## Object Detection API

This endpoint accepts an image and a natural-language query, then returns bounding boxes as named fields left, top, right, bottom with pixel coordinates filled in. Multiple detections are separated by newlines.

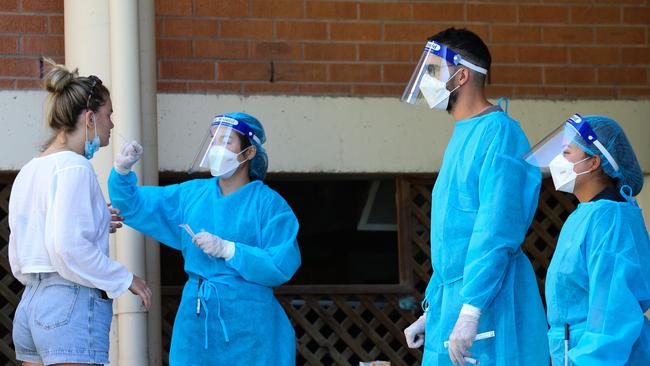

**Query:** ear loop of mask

left=229, top=145, right=255, bottom=177
left=445, top=67, right=463, bottom=94
left=228, top=145, right=255, bottom=170
left=237, top=145, right=254, bottom=162
left=573, top=156, right=594, bottom=177
left=85, top=114, right=97, bottom=143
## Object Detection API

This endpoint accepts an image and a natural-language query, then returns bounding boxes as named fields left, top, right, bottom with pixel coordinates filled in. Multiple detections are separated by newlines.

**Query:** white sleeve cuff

left=113, top=164, right=131, bottom=175
left=107, top=271, right=133, bottom=299
left=223, top=241, right=236, bottom=261
left=460, top=303, right=481, bottom=319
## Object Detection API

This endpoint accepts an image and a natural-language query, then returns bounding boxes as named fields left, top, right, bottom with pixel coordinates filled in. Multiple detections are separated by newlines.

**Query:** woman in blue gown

left=524, top=114, right=650, bottom=365
left=108, top=113, right=301, bottom=366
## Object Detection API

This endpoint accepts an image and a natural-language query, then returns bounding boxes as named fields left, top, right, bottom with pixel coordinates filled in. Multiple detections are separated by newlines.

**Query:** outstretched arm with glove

left=108, top=141, right=184, bottom=250
left=113, top=140, right=143, bottom=175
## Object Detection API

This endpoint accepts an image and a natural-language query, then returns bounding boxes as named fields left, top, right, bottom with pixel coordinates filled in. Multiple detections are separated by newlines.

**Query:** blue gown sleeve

left=225, top=193, right=301, bottom=287
left=108, top=168, right=183, bottom=250
left=460, top=129, right=541, bottom=310
left=570, top=208, right=649, bottom=365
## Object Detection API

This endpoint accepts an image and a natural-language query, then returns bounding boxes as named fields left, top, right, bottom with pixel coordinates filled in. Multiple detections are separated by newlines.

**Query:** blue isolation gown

left=422, top=109, right=549, bottom=365
left=546, top=199, right=650, bottom=365
left=108, top=170, right=301, bottom=366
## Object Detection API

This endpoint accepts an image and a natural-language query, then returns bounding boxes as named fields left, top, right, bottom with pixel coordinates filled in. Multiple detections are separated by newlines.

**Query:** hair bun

left=43, top=58, right=79, bottom=93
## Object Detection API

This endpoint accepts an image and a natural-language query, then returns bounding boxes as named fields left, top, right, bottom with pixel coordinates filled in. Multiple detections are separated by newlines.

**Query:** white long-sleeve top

left=9, top=151, right=132, bottom=298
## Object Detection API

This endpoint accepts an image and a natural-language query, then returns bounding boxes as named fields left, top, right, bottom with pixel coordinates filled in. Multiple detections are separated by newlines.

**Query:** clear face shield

left=188, top=115, right=260, bottom=177
left=524, top=113, right=620, bottom=170
left=401, top=40, right=488, bottom=109
left=523, top=113, right=621, bottom=192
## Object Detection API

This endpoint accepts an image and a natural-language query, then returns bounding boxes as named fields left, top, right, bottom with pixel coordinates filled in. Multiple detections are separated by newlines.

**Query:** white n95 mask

left=418, top=70, right=461, bottom=110
left=548, top=154, right=592, bottom=193
left=208, top=146, right=245, bottom=178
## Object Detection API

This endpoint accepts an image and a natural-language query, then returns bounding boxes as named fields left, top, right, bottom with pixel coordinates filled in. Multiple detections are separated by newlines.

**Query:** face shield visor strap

left=566, top=113, right=620, bottom=172
left=401, top=40, right=487, bottom=105
left=458, top=59, right=487, bottom=75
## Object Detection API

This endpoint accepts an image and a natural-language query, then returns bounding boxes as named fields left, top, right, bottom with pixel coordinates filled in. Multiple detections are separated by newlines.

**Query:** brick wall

left=0, top=0, right=63, bottom=89
left=0, top=0, right=648, bottom=98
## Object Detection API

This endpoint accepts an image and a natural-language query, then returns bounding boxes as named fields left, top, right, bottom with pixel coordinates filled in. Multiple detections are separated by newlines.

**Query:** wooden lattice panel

left=522, top=179, right=578, bottom=300
left=0, top=181, right=20, bottom=366
left=278, top=293, right=421, bottom=366
left=161, top=292, right=181, bottom=365
left=397, top=177, right=578, bottom=302
left=160, top=290, right=422, bottom=366
left=396, top=178, right=433, bottom=300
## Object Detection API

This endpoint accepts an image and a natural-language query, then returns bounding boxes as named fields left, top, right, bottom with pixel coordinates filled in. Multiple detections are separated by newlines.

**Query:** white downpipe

left=109, top=1, right=149, bottom=365
left=138, top=0, right=162, bottom=364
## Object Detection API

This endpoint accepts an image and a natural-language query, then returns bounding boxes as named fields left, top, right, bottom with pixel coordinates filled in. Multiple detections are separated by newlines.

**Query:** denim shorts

left=13, top=272, right=113, bottom=365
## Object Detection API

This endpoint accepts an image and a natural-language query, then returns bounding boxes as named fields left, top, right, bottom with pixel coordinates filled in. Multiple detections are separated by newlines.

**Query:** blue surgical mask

left=84, top=117, right=100, bottom=159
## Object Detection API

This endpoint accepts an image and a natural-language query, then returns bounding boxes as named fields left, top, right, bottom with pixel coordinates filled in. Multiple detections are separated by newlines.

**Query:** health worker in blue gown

left=108, top=113, right=301, bottom=366
left=524, top=113, right=650, bottom=365
left=401, top=28, right=549, bottom=366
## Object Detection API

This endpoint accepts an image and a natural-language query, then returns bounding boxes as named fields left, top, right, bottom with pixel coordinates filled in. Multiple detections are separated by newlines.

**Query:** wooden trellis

left=277, top=292, right=420, bottom=365
left=523, top=179, right=578, bottom=301
left=395, top=177, right=578, bottom=301
left=0, top=179, right=20, bottom=366
left=0, top=175, right=577, bottom=366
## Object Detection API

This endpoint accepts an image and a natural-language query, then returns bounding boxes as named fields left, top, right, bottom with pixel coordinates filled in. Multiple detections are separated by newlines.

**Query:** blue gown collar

left=456, top=106, right=505, bottom=125
left=215, top=179, right=262, bottom=198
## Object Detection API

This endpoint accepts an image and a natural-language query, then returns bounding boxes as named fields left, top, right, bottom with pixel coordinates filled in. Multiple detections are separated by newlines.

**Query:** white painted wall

left=1, top=91, right=649, bottom=174
left=0, top=91, right=50, bottom=170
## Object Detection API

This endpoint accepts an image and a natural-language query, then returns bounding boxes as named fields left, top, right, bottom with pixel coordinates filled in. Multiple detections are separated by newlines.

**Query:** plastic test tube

left=443, top=330, right=495, bottom=348
left=179, top=224, right=196, bottom=238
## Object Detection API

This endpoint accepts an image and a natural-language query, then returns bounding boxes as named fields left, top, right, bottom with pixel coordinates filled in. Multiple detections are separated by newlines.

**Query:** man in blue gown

left=401, top=28, right=549, bottom=365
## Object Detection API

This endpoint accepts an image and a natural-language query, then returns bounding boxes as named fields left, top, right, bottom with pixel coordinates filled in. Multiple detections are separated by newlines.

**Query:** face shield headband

left=210, top=115, right=261, bottom=145
left=565, top=113, right=620, bottom=172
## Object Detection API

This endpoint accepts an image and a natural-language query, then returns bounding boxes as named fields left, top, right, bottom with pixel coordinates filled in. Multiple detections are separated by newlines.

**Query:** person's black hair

left=429, top=28, right=491, bottom=85
left=234, top=131, right=255, bottom=178
left=237, top=132, right=252, bottom=151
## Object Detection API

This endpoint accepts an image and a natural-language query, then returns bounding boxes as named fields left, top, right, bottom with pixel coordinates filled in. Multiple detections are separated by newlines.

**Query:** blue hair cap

left=222, top=112, right=268, bottom=180
left=572, top=115, right=643, bottom=196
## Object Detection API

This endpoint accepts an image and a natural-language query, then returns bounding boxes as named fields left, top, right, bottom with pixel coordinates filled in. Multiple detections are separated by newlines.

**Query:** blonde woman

left=9, top=60, right=151, bottom=366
